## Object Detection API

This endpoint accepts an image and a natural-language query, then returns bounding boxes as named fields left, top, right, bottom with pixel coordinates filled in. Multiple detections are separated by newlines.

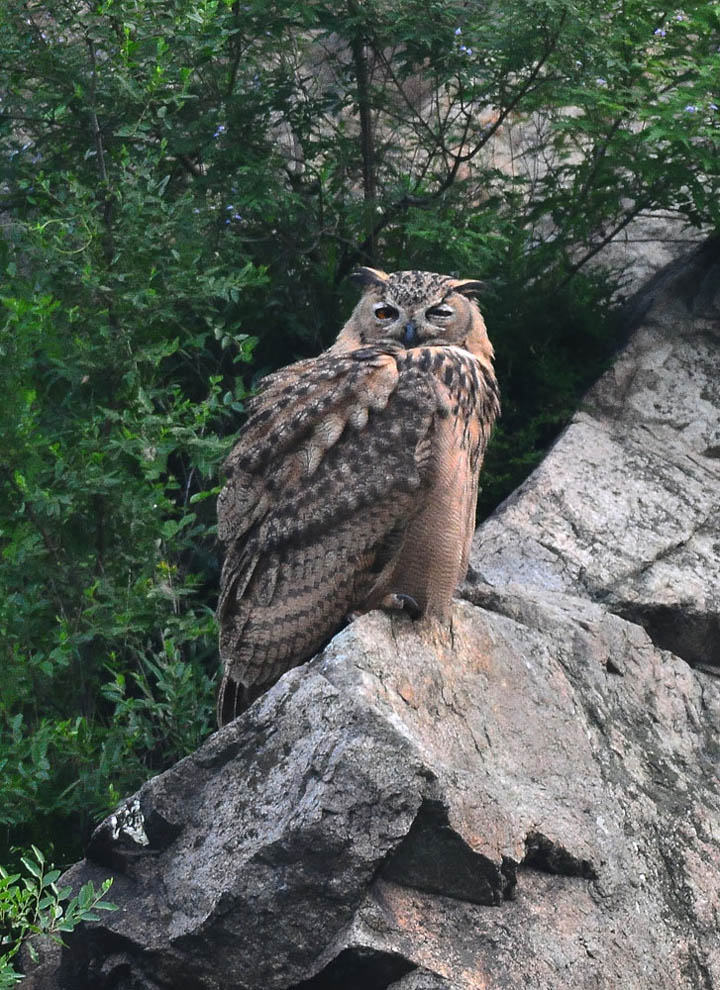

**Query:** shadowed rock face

left=25, top=242, right=720, bottom=990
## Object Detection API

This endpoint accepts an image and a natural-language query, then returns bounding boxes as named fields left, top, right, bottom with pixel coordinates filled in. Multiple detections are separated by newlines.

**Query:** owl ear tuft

left=350, top=266, right=390, bottom=292
left=448, top=278, right=485, bottom=298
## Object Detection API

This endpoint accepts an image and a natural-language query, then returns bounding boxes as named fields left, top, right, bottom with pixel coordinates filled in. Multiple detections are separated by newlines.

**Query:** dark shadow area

left=522, top=831, right=598, bottom=880
left=615, top=604, right=720, bottom=672
left=380, top=799, right=514, bottom=905
left=288, top=948, right=415, bottom=990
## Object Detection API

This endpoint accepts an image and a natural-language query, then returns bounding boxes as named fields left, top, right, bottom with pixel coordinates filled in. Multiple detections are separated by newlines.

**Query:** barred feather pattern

left=217, top=269, right=499, bottom=724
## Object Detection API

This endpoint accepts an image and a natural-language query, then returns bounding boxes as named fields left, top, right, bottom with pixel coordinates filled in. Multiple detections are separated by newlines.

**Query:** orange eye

left=374, top=304, right=399, bottom=321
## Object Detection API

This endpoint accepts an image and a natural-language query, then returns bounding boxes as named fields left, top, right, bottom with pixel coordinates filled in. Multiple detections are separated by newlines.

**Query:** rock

left=471, top=238, right=720, bottom=673
left=24, top=241, right=720, bottom=989
left=590, top=208, right=707, bottom=298
left=24, top=597, right=720, bottom=989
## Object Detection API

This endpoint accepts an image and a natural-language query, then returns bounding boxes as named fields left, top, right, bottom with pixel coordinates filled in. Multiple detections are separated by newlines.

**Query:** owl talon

left=381, top=592, right=422, bottom=620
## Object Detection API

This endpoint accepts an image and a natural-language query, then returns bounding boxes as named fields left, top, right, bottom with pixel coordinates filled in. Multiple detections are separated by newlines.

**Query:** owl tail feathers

left=216, top=673, right=265, bottom=727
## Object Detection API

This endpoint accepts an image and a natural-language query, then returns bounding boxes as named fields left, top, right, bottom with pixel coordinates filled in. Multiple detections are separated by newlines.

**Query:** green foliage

left=0, top=0, right=718, bottom=863
left=0, top=0, right=268, bottom=861
left=0, top=846, right=116, bottom=986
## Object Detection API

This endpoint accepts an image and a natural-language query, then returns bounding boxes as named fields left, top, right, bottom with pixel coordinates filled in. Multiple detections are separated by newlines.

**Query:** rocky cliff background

left=26, top=241, right=720, bottom=990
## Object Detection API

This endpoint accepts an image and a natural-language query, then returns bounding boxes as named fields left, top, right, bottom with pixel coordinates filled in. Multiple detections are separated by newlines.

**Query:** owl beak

left=402, top=322, right=418, bottom=348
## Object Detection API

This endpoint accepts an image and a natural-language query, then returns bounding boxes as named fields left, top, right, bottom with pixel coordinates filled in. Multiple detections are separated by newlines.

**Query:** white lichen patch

left=109, top=798, right=150, bottom=846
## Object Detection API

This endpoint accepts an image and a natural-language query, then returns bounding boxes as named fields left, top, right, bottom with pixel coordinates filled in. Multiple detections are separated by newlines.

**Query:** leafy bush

left=0, top=846, right=116, bottom=986
left=0, top=0, right=717, bottom=863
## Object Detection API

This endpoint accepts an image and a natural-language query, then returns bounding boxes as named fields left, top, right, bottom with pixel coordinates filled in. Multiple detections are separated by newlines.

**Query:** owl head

left=332, top=266, right=492, bottom=362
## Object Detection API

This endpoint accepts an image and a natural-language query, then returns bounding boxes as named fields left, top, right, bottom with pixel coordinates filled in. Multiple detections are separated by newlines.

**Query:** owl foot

left=345, top=593, right=422, bottom=624
left=381, top=592, right=422, bottom=620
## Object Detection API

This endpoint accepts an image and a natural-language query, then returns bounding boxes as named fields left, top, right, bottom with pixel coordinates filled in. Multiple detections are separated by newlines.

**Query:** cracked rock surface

left=26, top=601, right=720, bottom=989
left=26, top=241, right=720, bottom=990
left=471, top=238, right=720, bottom=671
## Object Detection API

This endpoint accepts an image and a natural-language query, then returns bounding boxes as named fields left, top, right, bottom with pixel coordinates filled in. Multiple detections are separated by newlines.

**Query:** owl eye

left=374, top=303, right=399, bottom=321
left=426, top=304, right=454, bottom=320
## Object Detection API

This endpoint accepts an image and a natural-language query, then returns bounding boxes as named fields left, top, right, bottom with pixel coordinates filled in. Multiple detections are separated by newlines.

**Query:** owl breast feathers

left=216, top=266, right=500, bottom=725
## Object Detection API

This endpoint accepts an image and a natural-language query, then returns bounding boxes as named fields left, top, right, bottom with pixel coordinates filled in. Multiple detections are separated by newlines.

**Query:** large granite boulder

left=25, top=240, right=720, bottom=989
left=26, top=600, right=720, bottom=989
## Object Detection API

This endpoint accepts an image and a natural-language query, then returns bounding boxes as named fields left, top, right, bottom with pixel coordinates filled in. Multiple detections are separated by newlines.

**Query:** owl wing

left=216, top=346, right=450, bottom=723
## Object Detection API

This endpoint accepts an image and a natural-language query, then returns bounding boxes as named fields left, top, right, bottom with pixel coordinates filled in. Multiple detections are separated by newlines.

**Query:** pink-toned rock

left=25, top=594, right=720, bottom=989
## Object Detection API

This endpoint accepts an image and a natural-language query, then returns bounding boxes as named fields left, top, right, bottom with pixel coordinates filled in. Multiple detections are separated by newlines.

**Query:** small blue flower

left=654, top=28, right=666, bottom=36
left=710, top=104, right=719, bottom=111
left=213, top=124, right=226, bottom=138
left=596, top=77, right=607, bottom=87
left=684, top=105, right=697, bottom=113
left=232, top=214, right=243, bottom=221
left=454, top=27, right=462, bottom=35
left=675, top=13, right=684, bottom=20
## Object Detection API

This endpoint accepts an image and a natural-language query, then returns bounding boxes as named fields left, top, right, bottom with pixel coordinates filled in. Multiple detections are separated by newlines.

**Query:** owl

left=216, top=267, right=500, bottom=725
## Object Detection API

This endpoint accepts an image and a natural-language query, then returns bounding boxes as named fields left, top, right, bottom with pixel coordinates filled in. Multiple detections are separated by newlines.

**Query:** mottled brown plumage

left=216, top=267, right=500, bottom=724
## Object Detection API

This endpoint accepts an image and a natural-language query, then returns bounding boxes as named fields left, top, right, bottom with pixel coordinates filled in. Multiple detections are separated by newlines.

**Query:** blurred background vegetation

left=0, top=0, right=718, bottom=868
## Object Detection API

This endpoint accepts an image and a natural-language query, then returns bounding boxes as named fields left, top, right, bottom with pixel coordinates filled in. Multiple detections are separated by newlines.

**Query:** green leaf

left=19, top=859, right=41, bottom=880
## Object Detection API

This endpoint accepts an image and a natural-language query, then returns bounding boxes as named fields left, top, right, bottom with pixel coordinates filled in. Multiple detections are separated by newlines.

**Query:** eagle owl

left=216, top=267, right=499, bottom=725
